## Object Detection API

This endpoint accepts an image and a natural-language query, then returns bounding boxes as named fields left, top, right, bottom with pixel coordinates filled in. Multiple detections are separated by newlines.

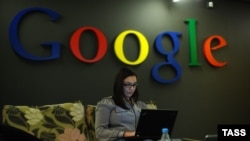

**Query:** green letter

left=185, top=18, right=200, bottom=66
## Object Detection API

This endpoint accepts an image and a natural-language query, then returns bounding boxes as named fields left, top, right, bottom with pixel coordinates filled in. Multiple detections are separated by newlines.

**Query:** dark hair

left=112, top=67, right=139, bottom=109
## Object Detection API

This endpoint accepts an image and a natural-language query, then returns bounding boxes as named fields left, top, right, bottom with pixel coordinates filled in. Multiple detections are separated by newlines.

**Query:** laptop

left=124, top=109, right=178, bottom=140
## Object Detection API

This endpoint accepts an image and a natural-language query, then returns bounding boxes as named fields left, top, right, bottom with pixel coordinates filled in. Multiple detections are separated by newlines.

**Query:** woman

left=95, top=67, right=148, bottom=141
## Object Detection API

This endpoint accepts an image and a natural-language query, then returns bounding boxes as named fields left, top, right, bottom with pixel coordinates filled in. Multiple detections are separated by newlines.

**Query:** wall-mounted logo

left=9, top=7, right=227, bottom=84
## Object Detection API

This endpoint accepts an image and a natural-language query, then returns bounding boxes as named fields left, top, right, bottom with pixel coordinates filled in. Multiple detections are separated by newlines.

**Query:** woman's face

left=123, top=75, right=138, bottom=100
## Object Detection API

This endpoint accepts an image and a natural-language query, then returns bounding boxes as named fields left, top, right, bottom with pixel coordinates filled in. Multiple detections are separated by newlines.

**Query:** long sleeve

left=95, top=97, right=124, bottom=141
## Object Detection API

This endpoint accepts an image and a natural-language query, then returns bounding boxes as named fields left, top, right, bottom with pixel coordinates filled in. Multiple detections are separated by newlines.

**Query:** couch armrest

left=146, top=100, right=157, bottom=109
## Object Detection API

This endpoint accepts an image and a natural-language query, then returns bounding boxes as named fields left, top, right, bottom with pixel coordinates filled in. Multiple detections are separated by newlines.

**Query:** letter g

left=151, top=31, right=182, bottom=84
left=9, top=7, right=61, bottom=61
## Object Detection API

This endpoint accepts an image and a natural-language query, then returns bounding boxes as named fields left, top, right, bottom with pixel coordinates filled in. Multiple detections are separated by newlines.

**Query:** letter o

left=70, top=26, right=107, bottom=63
left=114, top=30, right=149, bottom=65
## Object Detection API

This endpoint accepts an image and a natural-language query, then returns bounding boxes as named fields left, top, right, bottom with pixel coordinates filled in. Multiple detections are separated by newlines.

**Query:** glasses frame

left=123, top=83, right=139, bottom=89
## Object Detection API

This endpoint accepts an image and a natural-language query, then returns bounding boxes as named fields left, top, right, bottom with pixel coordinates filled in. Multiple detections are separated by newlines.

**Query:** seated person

left=95, top=67, right=150, bottom=141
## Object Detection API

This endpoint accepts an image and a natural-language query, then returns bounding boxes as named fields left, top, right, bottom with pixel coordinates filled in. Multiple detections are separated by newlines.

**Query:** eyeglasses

left=123, top=83, right=139, bottom=88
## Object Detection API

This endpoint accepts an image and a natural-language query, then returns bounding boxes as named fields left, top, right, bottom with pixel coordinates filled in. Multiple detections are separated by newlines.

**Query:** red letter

left=70, top=27, right=107, bottom=63
left=203, top=35, right=227, bottom=67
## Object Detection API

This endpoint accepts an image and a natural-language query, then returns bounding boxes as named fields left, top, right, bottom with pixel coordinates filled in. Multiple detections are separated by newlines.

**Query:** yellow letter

left=114, top=30, right=149, bottom=65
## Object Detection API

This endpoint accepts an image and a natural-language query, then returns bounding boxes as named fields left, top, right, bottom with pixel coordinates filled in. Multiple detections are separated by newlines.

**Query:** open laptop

left=124, top=109, right=178, bottom=140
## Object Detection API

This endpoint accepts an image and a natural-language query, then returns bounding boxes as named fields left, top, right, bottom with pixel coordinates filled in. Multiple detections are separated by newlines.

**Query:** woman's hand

left=123, top=131, right=136, bottom=137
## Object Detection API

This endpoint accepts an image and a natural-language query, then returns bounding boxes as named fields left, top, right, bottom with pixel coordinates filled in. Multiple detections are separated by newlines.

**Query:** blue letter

left=9, top=7, right=61, bottom=61
left=151, top=31, right=182, bottom=84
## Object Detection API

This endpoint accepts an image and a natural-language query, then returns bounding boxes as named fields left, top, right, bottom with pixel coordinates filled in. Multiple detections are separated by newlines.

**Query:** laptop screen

left=135, top=109, right=178, bottom=139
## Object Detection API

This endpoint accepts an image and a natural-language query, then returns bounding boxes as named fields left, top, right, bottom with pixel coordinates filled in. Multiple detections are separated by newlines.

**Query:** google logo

left=9, top=7, right=228, bottom=84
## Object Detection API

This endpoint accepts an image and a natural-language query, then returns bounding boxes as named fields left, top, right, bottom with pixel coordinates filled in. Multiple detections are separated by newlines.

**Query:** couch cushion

left=2, top=101, right=87, bottom=141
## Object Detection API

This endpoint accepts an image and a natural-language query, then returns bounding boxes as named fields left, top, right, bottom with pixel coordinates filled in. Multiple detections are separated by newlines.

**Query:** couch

left=1, top=100, right=157, bottom=141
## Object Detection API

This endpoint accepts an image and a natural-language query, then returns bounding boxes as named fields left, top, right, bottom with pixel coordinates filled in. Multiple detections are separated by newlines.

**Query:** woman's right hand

left=123, top=131, right=136, bottom=137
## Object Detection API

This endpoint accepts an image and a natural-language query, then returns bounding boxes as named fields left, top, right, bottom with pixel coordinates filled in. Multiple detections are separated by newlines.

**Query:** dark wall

left=1, top=0, right=250, bottom=140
